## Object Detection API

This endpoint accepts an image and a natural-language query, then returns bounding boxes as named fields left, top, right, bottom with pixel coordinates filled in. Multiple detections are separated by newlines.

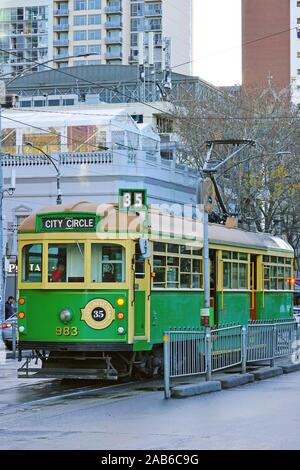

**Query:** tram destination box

left=37, top=214, right=98, bottom=232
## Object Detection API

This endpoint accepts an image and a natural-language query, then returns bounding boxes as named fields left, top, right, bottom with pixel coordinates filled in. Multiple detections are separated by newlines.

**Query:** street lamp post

left=25, top=142, right=62, bottom=205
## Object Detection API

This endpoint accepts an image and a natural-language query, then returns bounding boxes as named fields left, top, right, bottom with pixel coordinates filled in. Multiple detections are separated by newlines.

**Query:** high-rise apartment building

left=242, top=0, right=300, bottom=99
left=0, top=0, right=193, bottom=76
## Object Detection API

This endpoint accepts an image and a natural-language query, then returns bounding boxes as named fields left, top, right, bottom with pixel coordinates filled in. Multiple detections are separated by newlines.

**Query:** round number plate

left=81, top=299, right=116, bottom=330
left=92, top=307, right=106, bottom=322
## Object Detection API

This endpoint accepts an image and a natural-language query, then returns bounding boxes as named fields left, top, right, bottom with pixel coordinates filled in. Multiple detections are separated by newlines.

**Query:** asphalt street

left=0, top=355, right=300, bottom=450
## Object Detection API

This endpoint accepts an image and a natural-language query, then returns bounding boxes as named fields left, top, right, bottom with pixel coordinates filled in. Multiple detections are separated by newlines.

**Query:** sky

left=193, top=0, right=242, bottom=86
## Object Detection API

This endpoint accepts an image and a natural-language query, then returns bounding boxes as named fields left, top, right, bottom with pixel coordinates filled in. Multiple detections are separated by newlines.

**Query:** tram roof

left=18, top=201, right=294, bottom=255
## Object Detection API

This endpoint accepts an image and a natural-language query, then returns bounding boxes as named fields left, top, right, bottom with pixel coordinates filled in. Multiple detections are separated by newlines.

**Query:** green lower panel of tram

left=256, top=292, right=293, bottom=320
left=215, top=292, right=250, bottom=325
left=150, top=291, right=205, bottom=343
left=18, top=289, right=129, bottom=344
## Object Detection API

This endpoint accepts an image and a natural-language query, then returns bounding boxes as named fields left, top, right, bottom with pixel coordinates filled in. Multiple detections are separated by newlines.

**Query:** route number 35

left=56, top=326, right=78, bottom=336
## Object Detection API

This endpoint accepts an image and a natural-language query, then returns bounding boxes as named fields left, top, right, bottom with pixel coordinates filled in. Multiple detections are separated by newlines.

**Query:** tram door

left=250, top=254, right=257, bottom=320
left=132, top=241, right=151, bottom=341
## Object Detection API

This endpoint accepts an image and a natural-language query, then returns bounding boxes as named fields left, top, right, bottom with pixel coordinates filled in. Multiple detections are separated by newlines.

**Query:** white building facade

left=1, top=106, right=198, bottom=296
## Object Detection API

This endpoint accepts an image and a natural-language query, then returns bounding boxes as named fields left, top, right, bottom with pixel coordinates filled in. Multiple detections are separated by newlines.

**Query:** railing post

left=163, top=333, right=171, bottom=399
left=297, top=322, right=300, bottom=342
left=241, top=325, right=247, bottom=374
left=12, top=320, right=17, bottom=360
left=205, top=328, right=212, bottom=381
left=270, top=323, right=276, bottom=367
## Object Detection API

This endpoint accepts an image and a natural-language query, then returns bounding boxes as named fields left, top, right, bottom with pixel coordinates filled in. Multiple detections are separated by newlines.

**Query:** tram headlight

left=18, top=326, right=25, bottom=334
left=116, top=298, right=125, bottom=307
left=117, top=327, right=125, bottom=335
left=60, top=309, right=72, bottom=323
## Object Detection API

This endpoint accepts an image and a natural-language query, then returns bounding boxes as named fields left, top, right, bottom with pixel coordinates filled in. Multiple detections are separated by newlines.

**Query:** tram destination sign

left=39, top=215, right=97, bottom=232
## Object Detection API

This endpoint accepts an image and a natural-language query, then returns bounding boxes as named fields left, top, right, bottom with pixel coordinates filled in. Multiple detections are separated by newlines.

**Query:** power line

left=7, top=106, right=300, bottom=120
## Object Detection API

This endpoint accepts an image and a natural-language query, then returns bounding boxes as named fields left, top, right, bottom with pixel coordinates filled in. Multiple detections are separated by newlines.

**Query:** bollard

left=205, top=328, right=212, bottom=381
left=163, top=333, right=171, bottom=399
left=241, top=325, right=247, bottom=374
left=12, top=321, right=17, bottom=360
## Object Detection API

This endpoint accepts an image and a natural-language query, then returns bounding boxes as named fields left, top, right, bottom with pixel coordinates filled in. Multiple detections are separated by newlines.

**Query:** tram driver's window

left=91, top=244, right=125, bottom=283
left=22, top=244, right=42, bottom=283
left=48, top=243, right=84, bottom=283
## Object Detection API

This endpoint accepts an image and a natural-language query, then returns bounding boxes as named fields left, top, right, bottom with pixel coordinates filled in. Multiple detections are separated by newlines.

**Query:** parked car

left=293, top=306, right=300, bottom=323
left=1, top=314, right=17, bottom=350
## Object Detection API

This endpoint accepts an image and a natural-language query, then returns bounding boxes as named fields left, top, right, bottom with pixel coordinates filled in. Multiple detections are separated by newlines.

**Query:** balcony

left=104, top=21, right=123, bottom=29
left=145, top=22, right=162, bottom=31
left=53, top=53, right=69, bottom=60
left=128, top=54, right=138, bottom=63
left=144, top=6, right=162, bottom=16
left=105, top=4, right=122, bottom=14
left=105, top=35, right=122, bottom=45
left=53, top=23, right=69, bottom=31
left=53, top=39, right=69, bottom=46
left=105, top=51, right=123, bottom=59
left=54, top=9, right=69, bottom=15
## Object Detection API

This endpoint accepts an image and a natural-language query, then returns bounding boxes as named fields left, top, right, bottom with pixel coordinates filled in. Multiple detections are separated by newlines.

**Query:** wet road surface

left=1, top=355, right=300, bottom=449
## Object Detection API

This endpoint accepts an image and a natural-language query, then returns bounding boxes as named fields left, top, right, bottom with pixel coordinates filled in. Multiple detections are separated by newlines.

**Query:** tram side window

left=263, top=256, right=293, bottom=290
left=153, top=243, right=203, bottom=289
left=48, top=243, right=84, bottom=283
left=22, top=244, right=42, bottom=283
left=135, top=243, right=145, bottom=279
left=91, top=244, right=125, bottom=283
left=222, top=251, right=249, bottom=290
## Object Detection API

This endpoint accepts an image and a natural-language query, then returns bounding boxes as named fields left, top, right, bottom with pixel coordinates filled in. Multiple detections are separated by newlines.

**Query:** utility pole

left=198, top=139, right=256, bottom=327
left=0, top=101, right=3, bottom=322
left=0, top=83, right=17, bottom=322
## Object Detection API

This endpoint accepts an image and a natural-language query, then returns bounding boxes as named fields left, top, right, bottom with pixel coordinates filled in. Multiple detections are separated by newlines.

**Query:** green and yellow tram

left=17, top=199, right=294, bottom=379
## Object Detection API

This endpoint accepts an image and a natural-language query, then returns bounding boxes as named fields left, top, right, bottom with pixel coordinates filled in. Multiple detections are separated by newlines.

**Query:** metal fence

left=211, top=325, right=243, bottom=372
left=164, top=319, right=300, bottom=398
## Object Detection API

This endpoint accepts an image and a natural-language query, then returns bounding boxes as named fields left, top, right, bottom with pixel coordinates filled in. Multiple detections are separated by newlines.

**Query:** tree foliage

left=171, top=84, right=300, bottom=260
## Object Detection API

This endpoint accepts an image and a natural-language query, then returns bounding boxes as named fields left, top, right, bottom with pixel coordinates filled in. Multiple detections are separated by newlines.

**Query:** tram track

left=0, top=369, right=163, bottom=417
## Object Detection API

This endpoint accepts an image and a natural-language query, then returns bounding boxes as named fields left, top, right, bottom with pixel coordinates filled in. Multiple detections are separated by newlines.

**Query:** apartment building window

left=131, top=2, right=144, bottom=17
left=298, top=1, right=300, bottom=7
left=74, top=0, right=87, bottom=11
left=131, top=18, right=144, bottom=32
left=74, top=45, right=87, bottom=55
left=88, top=0, right=101, bottom=9
left=74, top=30, right=87, bottom=41
left=88, top=30, right=101, bottom=40
left=88, top=14, right=101, bottom=24
left=88, top=44, right=101, bottom=54
left=297, top=52, right=300, bottom=58
left=74, top=15, right=87, bottom=25
left=131, top=33, right=138, bottom=47
left=297, top=18, right=300, bottom=24
left=146, top=18, right=162, bottom=30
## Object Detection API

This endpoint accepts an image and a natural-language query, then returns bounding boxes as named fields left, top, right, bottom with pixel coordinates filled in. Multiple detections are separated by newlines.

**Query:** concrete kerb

left=171, top=380, right=221, bottom=398
left=217, top=373, right=255, bottom=389
left=252, top=366, right=283, bottom=380
left=280, top=363, right=300, bottom=374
